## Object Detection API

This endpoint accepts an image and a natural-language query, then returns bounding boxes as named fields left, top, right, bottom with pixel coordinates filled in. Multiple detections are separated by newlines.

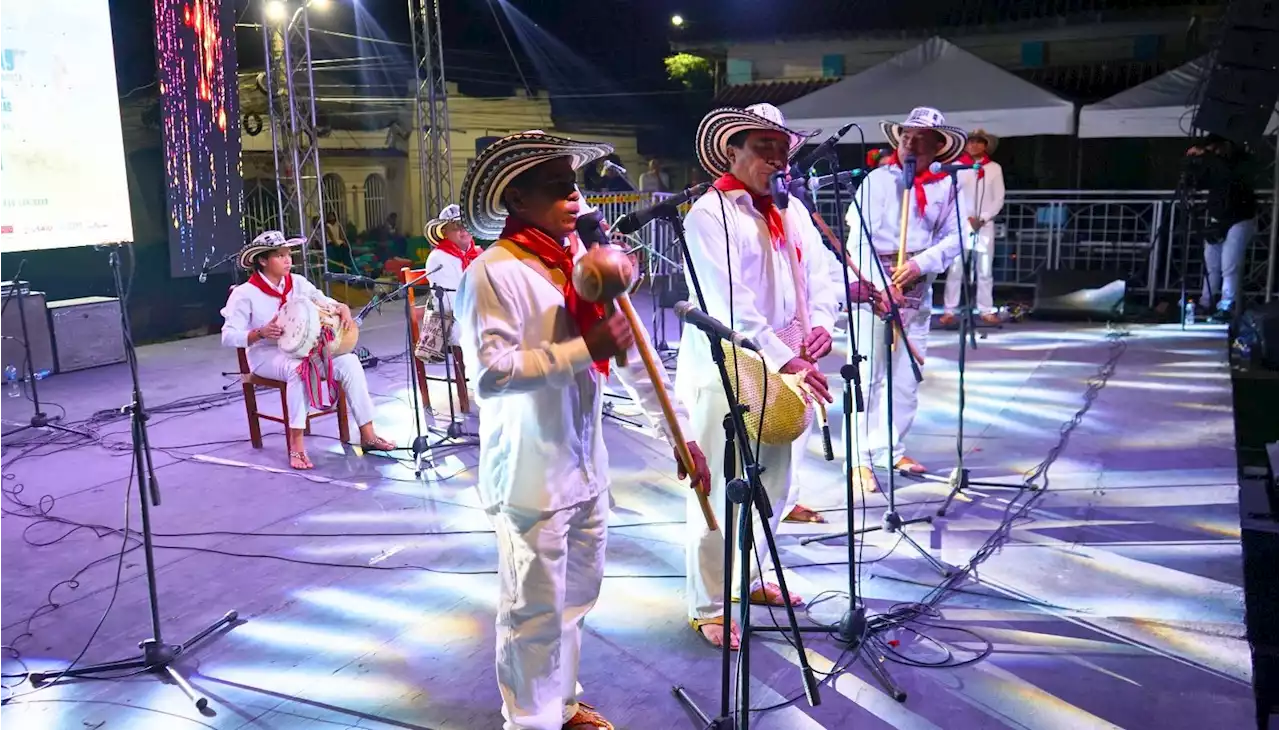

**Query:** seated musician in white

left=221, top=231, right=395, bottom=470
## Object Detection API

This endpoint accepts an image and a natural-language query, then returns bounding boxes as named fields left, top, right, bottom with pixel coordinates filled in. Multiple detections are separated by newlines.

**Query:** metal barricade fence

left=626, top=186, right=1276, bottom=306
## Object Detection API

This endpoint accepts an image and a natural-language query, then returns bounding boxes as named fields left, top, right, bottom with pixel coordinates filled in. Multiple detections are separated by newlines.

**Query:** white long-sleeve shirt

left=424, top=248, right=468, bottom=313
left=221, top=273, right=336, bottom=371
left=674, top=188, right=841, bottom=391
left=844, top=165, right=965, bottom=279
left=958, top=160, right=1005, bottom=241
left=454, top=238, right=691, bottom=513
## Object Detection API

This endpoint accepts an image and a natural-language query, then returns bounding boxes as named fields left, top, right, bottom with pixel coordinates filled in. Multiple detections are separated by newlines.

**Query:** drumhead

left=277, top=298, right=320, bottom=358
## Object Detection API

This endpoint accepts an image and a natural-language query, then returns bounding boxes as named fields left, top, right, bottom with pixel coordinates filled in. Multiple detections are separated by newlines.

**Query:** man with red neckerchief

left=941, top=129, right=1005, bottom=327
left=453, top=131, right=710, bottom=730
left=676, top=103, right=843, bottom=652
left=220, top=230, right=395, bottom=470
left=843, top=107, right=966, bottom=493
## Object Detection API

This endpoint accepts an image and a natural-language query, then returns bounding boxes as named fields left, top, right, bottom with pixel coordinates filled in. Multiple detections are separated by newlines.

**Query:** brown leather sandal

left=690, top=616, right=740, bottom=651
left=563, top=702, right=614, bottom=730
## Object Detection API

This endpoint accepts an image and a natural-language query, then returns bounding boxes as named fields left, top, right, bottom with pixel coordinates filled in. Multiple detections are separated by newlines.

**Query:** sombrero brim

left=237, top=237, right=304, bottom=269
left=969, top=130, right=999, bottom=153
left=696, top=107, right=819, bottom=178
left=459, top=132, right=614, bottom=239
left=879, top=121, right=968, bottom=165
left=424, top=217, right=459, bottom=245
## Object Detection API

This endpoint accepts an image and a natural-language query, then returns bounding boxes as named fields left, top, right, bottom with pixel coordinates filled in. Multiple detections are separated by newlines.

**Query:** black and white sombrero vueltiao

left=695, top=103, right=819, bottom=178
left=458, top=130, right=614, bottom=239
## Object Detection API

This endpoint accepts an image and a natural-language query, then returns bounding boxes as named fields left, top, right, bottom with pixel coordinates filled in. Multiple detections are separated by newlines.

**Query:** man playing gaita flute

left=844, top=107, right=966, bottom=492
left=220, top=231, right=395, bottom=470
left=453, top=131, right=710, bottom=730
left=676, top=103, right=846, bottom=650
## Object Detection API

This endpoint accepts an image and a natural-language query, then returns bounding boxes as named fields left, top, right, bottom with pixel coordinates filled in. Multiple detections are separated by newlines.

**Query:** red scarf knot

left=433, top=238, right=480, bottom=270
left=499, top=217, right=610, bottom=377
left=248, top=271, right=293, bottom=311
left=958, top=152, right=989, bottom=180
left=711, top=174, right=800, bottom=262
left=884, top=151, right=951, bottom=217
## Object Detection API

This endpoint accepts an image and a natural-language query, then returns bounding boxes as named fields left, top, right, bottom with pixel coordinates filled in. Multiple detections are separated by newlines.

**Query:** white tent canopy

left=780, top=37, right=1077, bottom=142
left=1079, top=56, right=1278, bottom=138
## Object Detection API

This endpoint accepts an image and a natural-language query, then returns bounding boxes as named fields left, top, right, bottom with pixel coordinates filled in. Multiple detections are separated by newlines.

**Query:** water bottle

left=4, top=365, right=18, bottom=398
left=1183, top=299, right=1196, bottom=327
left=33, top=369, right=51, bottom=381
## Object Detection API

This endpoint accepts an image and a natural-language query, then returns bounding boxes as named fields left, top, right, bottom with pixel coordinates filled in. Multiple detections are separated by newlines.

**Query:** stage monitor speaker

left=1193, top=0, right=1279, bottom=142
left=48, top=297, right=126, bottom=373
left=1, top=290, right=55, bottom=377
left=1032, top=270, right=1127, bottom=320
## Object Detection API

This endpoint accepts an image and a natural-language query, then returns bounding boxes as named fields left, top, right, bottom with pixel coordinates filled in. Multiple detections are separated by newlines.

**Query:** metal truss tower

left=408, top=0, right=454, bottom=219
left=262, top=1, right=329, bottom=289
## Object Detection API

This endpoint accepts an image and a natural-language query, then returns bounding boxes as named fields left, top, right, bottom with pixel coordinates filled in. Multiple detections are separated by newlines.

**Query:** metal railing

left=584, top=188, right=1278, bottom=306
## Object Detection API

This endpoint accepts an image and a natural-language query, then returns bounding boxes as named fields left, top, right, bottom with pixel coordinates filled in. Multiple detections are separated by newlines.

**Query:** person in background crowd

left=1185, top=134, right=1258, bottom=323
left=596, top=155, right=633, bottom=192
left=940, top=129, right=1005, bottom=327
left=638, top=158, right=670, bottom=192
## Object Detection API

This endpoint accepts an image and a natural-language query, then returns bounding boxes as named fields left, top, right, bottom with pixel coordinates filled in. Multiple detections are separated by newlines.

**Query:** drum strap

left=297, top=330, right=339, bottom=411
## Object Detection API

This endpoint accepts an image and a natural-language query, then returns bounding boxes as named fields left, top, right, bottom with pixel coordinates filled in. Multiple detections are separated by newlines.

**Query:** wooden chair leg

left=451, top=346, right=470, bottom=414
left=336, top=384, right=351, bottom=445
left=414, top=358, right=431, bottom=411
left=242, top=381, right=264, bottom=449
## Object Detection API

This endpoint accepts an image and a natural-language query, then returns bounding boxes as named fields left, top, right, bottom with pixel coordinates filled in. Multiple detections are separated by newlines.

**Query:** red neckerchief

left=958, top=152, right=989, bottom=180
left=712, top=174, right=798, bottom=261
left=885, top=151, right=950, bottom=216
left=433, top=238, right=480, bottom=270
left=500, top=217, right=610, bottom=377
left=248, top=271, right=292, bottom=311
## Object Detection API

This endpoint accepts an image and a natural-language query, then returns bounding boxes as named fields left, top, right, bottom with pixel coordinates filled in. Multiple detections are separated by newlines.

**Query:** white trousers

left=492, top=491, right=609, bottom=730
left=850, top=290, right=932, bottom=468
left=251, top=350, right=376, bottom=430
left=1201, top=218, right=1256, bottom=312
left=943, top=229, right=995, bottom=314
left=683, top=384, right=799, bottom=620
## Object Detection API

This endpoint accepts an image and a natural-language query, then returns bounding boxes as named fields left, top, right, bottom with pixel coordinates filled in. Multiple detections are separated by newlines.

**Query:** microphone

left=901, top=156, right=917, bottom=188
left=613, top=182, right=711, bottom=235
left=929, top=160, right=982, bottom=175
left=575, top=209, right=611, bottom=248
left=790, top=122, right=857, bottom=172
left=199, top=253, right=211, bottom=284
left=769, top=170, right=789, bottom=210
left=802, top=168, right=866, bottom=191
left=323, top=271, right=379, bottom=286
left=674, top=301, right=760, bottom=352
left=602, top=159, right=627, bottom=176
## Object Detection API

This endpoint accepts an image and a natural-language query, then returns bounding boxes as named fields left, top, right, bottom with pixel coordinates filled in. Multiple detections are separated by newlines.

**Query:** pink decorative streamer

left=297, top=328, right=338, bottom=410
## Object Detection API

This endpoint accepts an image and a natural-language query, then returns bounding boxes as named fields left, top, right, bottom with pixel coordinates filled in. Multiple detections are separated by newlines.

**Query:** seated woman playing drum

left=221, top=230, right=396, bottom=469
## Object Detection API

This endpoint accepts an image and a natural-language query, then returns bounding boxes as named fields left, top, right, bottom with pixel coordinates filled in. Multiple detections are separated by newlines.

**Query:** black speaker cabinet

left=1032, top=270, right=1127, bottom=320
left=1, top=289, right=54, bottom=376
left=1193, top=0, right=1279, bottom=142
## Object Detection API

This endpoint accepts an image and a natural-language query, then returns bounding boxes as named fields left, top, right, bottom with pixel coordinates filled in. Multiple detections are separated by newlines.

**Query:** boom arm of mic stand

left=844, top=190, right=925, bottom=382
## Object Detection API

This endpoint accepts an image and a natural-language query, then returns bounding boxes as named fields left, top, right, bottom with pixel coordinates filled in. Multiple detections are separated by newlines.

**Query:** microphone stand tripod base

left=911, top=466, right=1039, bottom=518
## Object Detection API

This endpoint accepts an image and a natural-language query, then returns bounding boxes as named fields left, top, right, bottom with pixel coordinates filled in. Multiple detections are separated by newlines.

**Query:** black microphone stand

left=663, top=205, right=820, bottom=730
left=28, top=244, right=238, bottom=709
left=801, top=168, right=949, bottom=578
left=2, top=261, right=88, bottom=440
left=926, top=170, right=1035, bottom=517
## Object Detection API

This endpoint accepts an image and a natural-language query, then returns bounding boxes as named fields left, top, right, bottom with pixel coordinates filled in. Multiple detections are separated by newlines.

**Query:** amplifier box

left=1, top=289, right=55, bottom=376
left=48, top=297, right=126, bottom=373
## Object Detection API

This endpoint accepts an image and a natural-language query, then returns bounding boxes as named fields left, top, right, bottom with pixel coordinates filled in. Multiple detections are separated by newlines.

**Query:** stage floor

left=0, top=295, right=1254, bottom=730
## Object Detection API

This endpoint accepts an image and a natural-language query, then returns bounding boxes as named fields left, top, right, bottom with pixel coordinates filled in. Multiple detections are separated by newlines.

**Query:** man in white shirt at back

left=940, top=129, right=1005, bottom=326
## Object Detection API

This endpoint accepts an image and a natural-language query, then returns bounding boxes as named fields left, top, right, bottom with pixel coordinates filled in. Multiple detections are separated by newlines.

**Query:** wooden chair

left=400, top=266, right=470, bottom=414
left=237, top=348, right=351, bottom=457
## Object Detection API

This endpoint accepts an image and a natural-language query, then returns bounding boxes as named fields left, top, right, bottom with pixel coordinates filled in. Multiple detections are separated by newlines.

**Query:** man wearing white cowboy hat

left=452, top=130, right=710, bottom=730
left=844, top=106, right=966, bottom=491
left=417, top=203, right=477, bottom=361
left=676, top=102, right=843, bottom=651
left=220, top=231, right=395, bottom=470
left=940, top=128, right=1005, bottom=327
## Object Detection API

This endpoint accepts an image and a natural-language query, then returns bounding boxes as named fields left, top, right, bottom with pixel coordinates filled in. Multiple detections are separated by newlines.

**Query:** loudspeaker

left=48, top=297, right=126, bottom=373
left=1, top=290, right=55, bottom=376
left=1032, top=270, right=1127, bottom=320
left=1193, top=0, right=1279, bottom=142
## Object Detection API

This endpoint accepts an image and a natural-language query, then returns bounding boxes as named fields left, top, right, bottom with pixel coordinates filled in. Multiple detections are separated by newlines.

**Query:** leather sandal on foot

left=361, top=436, right=396, bottom=451
left=783, top=504, right=827, bottom=524
left=854, top=466, right=880, bottom=493
left=895, top=456, right=928, bottom=474
left=563, top=703, right=614, bottom=730
left=690, top=616, right=740, bottom=651
left=289, top=451, right=313, bottom=470
left=732, top=583, right=804, bottom=608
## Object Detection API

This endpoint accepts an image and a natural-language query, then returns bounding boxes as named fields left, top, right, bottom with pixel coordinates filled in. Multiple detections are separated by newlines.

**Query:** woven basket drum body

left=725, top=318, right=814, bottom=445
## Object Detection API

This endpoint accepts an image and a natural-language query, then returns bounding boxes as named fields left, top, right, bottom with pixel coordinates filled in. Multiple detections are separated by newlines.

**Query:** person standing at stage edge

left=453, top=130, right=710, bottom=730
left=940, top=129, right=1005, bottom=327
left=844, top=107, right=965, bottom=492
left=676, top=103, right=841, bottom=651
